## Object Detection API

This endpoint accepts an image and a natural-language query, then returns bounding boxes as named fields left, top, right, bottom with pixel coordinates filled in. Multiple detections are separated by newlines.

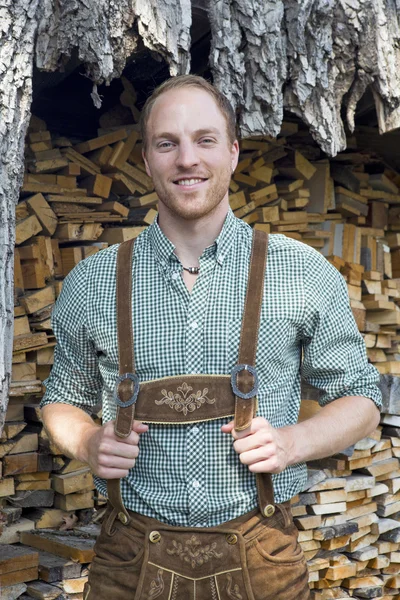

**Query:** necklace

left=182, top=266, right=200, bottom=274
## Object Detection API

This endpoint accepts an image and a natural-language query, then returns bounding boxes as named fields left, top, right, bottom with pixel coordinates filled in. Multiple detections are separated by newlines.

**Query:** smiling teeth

left=177, top=179, right=203, bottom=186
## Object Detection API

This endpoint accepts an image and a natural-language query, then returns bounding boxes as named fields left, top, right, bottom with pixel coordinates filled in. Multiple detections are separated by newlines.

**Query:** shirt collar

left=147, top=208, right=239, bottom=267
left=148, top=215, right=176, bottom=269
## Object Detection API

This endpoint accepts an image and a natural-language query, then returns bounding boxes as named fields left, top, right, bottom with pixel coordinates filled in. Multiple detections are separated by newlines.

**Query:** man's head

left=140, top=75, right=237, bottom=152
left=141, top=75, right=239, bottom=222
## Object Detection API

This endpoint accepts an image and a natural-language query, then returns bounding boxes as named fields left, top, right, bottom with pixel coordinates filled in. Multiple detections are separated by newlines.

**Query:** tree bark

left=0, top=1, right=40, bottom=433
left=208, top=0, right=400, bottom=156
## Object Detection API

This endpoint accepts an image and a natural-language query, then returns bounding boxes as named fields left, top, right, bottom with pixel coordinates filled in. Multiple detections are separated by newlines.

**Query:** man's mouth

left=173, top=178, right=208, bottom=187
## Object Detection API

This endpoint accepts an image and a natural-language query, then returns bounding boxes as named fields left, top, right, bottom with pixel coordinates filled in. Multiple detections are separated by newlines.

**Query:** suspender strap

left=108, top=229, right=274, bottom=521
left=234, top=230, right=268, bottom=431
left=232, top=230, right=274, bottom=514
left=115, top=238, right=137, bottom=438
left=107, top=238, right=136, bottom=521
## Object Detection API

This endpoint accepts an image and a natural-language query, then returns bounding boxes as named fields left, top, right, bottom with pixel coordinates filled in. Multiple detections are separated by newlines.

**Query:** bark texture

left=0, top=1, right=40, bottom=432
left=208, top=0, right=400, bottom=156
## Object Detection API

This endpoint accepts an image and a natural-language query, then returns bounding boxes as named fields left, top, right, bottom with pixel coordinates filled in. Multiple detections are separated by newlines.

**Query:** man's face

left=143, top=87, right=239, bottom=221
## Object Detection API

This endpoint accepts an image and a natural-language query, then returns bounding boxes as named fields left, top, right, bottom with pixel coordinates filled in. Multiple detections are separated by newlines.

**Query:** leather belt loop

left=107, top=238, right=136, bottom=524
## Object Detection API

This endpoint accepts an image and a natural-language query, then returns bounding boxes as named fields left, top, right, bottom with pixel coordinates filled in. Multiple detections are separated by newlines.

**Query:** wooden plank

left=98, top=226, right=146, bottom=244
left=0, top=567, right=38, bottom=587
left=16, top=215, right=42, bottom=245
left=73, top=128, right=127, bottom=154
left=0, top=546, right=38, bottom=575
left=51, top=468, right=93, bottom=495
left=37, top=550, right=82, bottom=583
left=20, top=531, right=95, bottom=563
left=25, top=580, right=63, bottom=599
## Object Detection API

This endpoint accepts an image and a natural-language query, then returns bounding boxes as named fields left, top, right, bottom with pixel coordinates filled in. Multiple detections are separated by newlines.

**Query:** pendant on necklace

left=182, top=266, right=200, bottom=274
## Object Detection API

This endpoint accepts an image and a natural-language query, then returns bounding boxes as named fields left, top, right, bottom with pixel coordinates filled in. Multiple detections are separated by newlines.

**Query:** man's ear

left=142, top=149, right=152, bottom=178
left=231, top=140, right=240, bottom=173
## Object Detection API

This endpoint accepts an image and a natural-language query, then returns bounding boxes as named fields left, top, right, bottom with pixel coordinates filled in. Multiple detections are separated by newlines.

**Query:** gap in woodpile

left=4, top=69, right=400, bottom=600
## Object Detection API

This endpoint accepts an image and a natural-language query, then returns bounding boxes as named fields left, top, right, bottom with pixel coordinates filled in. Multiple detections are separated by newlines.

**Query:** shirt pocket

left=228, top=318, right=300, bottom=393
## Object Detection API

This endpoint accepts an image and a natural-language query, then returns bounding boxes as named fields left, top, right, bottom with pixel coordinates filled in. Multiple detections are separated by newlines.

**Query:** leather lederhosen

left=85, top=230, right=310, bottom=600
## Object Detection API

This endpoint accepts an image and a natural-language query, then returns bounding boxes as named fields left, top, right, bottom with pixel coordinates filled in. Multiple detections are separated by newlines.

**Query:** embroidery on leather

left=83, top=583, right=91, bottom=600
left=156, top=382, right=216, bottom=416
left=170, top=574, right=180, bottom=600
left=148, top=568, right=164, bottom=598
left=210, top=576, right=218, bottom=600
left=226, top=573, right=243, bottom=600
left=166, top=534, right=223, bottom=568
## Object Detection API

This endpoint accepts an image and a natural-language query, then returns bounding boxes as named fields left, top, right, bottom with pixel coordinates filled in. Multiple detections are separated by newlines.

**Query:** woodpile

left=3, top=88, right=400, bottom=598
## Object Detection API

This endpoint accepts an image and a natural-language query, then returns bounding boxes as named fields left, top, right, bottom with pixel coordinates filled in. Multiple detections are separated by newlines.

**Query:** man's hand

left=221, top=417, right=292, bottom=474
left=84, top=420, right=148, bottom=479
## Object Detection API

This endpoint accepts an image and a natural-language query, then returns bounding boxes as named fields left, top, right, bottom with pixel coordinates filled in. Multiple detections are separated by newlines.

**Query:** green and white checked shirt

left=41, top=209, right=382, bottom=527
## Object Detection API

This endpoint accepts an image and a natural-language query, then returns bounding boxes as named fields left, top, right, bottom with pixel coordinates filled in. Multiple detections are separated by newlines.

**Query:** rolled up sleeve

left=301, top=250, right=382, bottom=410
left=40, top=259, right=103, bottom=415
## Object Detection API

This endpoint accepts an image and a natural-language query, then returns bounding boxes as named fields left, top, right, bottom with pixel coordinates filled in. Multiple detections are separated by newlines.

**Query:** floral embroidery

left=226, top=573, right=243, bottom=599
left=156, top=382, right=216, bottom=416
left=148, top=568, right=164, bottom=598
left=166, top=535, right=223, bottom=568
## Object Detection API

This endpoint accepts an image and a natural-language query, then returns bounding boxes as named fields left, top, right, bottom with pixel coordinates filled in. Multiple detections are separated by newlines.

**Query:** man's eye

left=158, top=141, right=174, bottom=149
left=200, top=138, right=215, bottom=144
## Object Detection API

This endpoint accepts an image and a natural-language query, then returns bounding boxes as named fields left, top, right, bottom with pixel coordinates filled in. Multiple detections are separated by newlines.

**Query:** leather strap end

left=115, top=405, right=135, bottom=438
left=234, top=398, right=256, bottom=431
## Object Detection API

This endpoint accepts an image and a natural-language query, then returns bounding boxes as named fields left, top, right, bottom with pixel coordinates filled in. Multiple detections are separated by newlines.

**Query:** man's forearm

left=281, top=395, right=381, bottom=467
left=41, top=404, right=100, bottom=463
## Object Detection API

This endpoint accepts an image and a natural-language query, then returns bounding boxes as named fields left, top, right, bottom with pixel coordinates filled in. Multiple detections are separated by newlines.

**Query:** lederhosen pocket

left=135, top=526, right=254, bottom=600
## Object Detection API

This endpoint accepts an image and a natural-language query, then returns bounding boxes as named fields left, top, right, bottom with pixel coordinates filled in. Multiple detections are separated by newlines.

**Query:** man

left=41, top=75, right=381, bottom=600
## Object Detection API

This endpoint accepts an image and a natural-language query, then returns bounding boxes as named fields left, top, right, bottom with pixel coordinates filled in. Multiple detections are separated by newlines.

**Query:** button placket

left=185, top=258, right=214, bottom=526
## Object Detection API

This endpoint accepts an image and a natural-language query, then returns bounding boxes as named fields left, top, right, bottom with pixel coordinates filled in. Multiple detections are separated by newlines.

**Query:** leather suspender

left=107, top=230, right=274, bottom=522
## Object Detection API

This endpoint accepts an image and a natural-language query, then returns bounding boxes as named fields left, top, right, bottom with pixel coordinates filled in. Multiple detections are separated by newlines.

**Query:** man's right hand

left=84, top=420, right=149, bottom=479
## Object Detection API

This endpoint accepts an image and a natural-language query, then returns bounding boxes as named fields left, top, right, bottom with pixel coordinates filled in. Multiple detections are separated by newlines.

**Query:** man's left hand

left=221, top=417, right=292, bottom=474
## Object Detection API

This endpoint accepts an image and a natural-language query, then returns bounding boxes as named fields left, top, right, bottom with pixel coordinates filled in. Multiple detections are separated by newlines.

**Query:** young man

left=41, top=75, right=381, bottom=600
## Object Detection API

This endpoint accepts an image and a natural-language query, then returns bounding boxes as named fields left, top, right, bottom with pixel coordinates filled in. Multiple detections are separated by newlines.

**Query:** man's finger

left=132, top=420, right=148, bottom=433
left=221, top=417, right=272, bottom=440
left=221, top=421, right=235, bottom=434
left=233, top=429, right=274, bottom=454
left=237, top=444, right=275, bottom=466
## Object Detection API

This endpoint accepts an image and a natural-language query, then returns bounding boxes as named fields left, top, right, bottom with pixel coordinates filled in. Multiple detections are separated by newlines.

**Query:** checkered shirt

left=41, top=209, right=382, bottom=527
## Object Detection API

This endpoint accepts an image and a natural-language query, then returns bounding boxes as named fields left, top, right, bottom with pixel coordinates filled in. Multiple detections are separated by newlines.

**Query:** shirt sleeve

left=301, top=248, right=382, bottom=409
left=40, top=258, right=103, bottom=415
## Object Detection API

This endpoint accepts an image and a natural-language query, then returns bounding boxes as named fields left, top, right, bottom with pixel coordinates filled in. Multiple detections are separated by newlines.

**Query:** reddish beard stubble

left=153, top=163, right=232, bottom=221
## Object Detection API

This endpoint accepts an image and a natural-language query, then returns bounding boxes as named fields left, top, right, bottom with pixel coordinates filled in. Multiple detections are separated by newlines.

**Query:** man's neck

left=158, top=201, right=229, bottom=267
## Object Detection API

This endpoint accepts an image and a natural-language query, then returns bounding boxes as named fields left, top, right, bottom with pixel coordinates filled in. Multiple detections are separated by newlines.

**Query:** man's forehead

left=149, top=87, right=226, bottom=128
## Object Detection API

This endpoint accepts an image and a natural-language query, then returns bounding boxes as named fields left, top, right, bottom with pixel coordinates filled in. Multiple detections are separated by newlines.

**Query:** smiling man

left=41, top=75, right=381, bottom=600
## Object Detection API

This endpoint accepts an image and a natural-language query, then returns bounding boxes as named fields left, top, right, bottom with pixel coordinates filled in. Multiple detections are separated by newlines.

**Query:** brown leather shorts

left=84, top=502, right=310, bottom=600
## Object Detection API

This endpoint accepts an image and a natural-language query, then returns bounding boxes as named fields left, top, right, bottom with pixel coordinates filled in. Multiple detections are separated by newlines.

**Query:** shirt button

left=192, top=480, right=200, bottom=489
left=192, top=426, right=199, bottom=434
left=171, top=272, right=179, bottom=280
left=190, top=321, right=198, bottom=329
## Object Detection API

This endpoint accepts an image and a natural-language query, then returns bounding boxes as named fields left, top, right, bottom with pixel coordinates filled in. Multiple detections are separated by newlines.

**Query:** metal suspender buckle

left=114, top=373, right=140, bottom=408
left=230, top=364, right=259, bottom=399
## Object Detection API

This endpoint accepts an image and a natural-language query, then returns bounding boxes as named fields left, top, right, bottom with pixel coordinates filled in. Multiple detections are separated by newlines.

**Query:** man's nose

left=176, top=141, right=199, bottom=169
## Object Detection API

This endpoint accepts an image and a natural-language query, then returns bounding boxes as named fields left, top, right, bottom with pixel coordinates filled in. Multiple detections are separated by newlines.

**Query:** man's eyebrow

left=153, top=127, right=221, bottom=140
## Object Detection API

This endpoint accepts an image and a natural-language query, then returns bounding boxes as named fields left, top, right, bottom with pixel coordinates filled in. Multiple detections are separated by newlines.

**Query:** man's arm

left=41, top=404, right=147, bottom=478
left=223, top=246, right=382, bottom=473
left=40, top=257, right=147, bottom=479
left=221, top=395, right=380, bottom=472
